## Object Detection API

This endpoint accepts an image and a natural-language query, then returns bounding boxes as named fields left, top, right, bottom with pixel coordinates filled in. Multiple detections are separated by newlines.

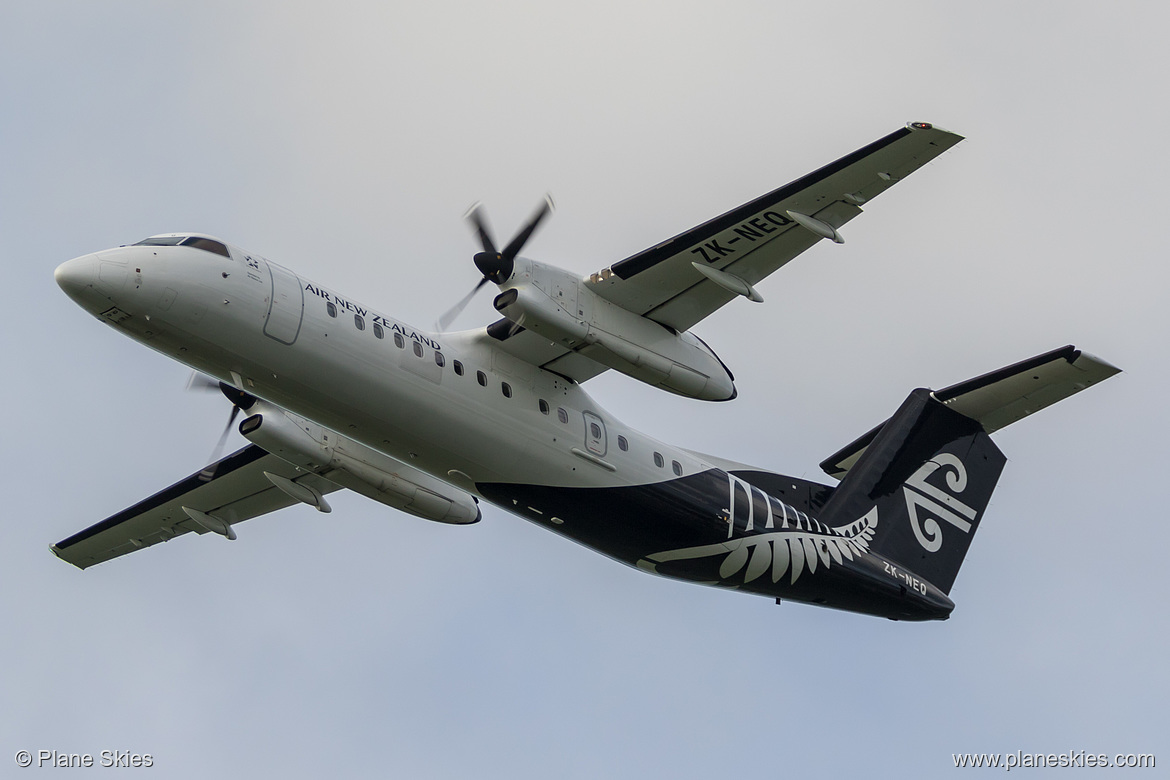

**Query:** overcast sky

left=3, top=1, right=1166, bottom=777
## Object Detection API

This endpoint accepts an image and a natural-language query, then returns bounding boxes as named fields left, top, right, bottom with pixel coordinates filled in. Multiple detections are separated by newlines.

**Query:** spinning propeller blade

left=187, top=372, right=257, bottom=481
left=435, top=195, right=554, bottom=332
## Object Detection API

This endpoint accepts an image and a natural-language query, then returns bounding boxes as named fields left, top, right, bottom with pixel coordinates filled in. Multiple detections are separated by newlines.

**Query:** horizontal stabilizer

left=821, top=346, right=1120, bottom=480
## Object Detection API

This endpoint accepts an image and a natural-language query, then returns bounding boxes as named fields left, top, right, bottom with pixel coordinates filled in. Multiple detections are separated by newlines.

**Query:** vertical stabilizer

left=820, top=389, right=1007, bottom=594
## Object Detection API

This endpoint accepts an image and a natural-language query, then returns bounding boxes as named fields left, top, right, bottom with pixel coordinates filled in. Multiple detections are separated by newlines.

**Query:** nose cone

left=54, top=254, right=97, bottom=305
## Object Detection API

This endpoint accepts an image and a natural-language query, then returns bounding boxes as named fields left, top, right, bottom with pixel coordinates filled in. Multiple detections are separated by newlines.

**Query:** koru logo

left=903, top=453, right=977, bottom=552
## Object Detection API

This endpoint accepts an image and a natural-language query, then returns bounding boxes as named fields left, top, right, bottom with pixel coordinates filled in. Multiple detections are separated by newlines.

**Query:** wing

left=820, top=346, right=1122, bottom=480
left=51, top=445, right=340, bottom=569
left=587, top=122, right=962, bottom=333
left=485, top=123, right=963, bottom=383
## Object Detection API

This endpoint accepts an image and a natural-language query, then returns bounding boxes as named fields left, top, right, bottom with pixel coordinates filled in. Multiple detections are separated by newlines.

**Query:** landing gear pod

left=493, top=283, right=736, bottom=401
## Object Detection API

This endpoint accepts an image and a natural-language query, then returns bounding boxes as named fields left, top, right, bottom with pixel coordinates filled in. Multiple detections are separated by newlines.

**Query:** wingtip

left=1073, top=349, right=1123, bottom=377
left=49, top=544, right=87, bottom=570
left=907, top=121, right=964, bottom=142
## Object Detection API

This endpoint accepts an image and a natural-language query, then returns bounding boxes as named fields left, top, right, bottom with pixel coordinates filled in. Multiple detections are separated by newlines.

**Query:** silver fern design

left=639, top=507, right=878, bottom=586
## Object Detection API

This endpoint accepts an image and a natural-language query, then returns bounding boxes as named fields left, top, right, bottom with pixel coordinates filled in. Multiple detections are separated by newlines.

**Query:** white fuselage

left=54, top=240, right=726, bottom=498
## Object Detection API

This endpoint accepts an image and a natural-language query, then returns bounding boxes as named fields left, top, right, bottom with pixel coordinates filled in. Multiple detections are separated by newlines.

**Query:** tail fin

left=818, top=346, right=1120, bottom=594
left=819, top=389, right=1005, bottom=594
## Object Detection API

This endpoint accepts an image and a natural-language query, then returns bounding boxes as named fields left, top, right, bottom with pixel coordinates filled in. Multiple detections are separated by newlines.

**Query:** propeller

left=436, top=195, right=554, bottom=332
left=187, top=371, right=257, bottom=481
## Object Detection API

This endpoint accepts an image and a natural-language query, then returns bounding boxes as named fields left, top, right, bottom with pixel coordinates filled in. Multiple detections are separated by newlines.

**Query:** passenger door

left=263, top=259, right=304, bottom=345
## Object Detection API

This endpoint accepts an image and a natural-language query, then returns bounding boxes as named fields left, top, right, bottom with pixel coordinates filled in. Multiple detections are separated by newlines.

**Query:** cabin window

left=653, top=452, right=664, bottom=468
left=501, top=382, right=512, bottom=398
left=326, top=302, right=337, bottom=318
left=434, top=351, right=445, bottom=367
left=373, top=322, right=384, bottom=339
left=557, top=407, right=569, bottom=424
left=617, top=435, right=628, bottom=452
left=453, top=360, right=464, bottom=376
left=354, top=314, right=365, bottom=331
left=477, top=371, right=487, bottom=387
left=393, top=333, right=404, bottom=348
left=413, top=341, right=424, bottom=358
left=672, top=460, right=683, bottom=476
left=590, top=422, right=602, bottom=440
left=538, top=399, right=549, bottom=415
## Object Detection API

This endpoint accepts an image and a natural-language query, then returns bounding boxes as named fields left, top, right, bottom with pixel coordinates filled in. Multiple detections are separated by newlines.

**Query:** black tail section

left=820, top=389, right=1006, bottom=594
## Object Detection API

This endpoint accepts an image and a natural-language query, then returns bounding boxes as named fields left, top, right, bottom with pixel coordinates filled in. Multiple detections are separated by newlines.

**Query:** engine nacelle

left=493, top=282, right=735, bottom=401
left=239, top=404, right=480, bottom=524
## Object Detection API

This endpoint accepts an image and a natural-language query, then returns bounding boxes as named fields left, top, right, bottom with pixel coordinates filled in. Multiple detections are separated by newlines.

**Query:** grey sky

left=3, top=1, right=1165, bottom=777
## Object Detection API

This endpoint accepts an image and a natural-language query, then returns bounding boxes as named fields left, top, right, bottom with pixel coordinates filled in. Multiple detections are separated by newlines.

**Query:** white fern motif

left=639, top=507, right=878, bottom=586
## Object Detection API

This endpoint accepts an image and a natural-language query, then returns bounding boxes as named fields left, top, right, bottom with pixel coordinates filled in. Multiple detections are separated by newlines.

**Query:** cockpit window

left=180, top=237, right=231, bottom=257
left=133, top=236, right=231, bottom=258
left=135, top=236, right=185, bottom=247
